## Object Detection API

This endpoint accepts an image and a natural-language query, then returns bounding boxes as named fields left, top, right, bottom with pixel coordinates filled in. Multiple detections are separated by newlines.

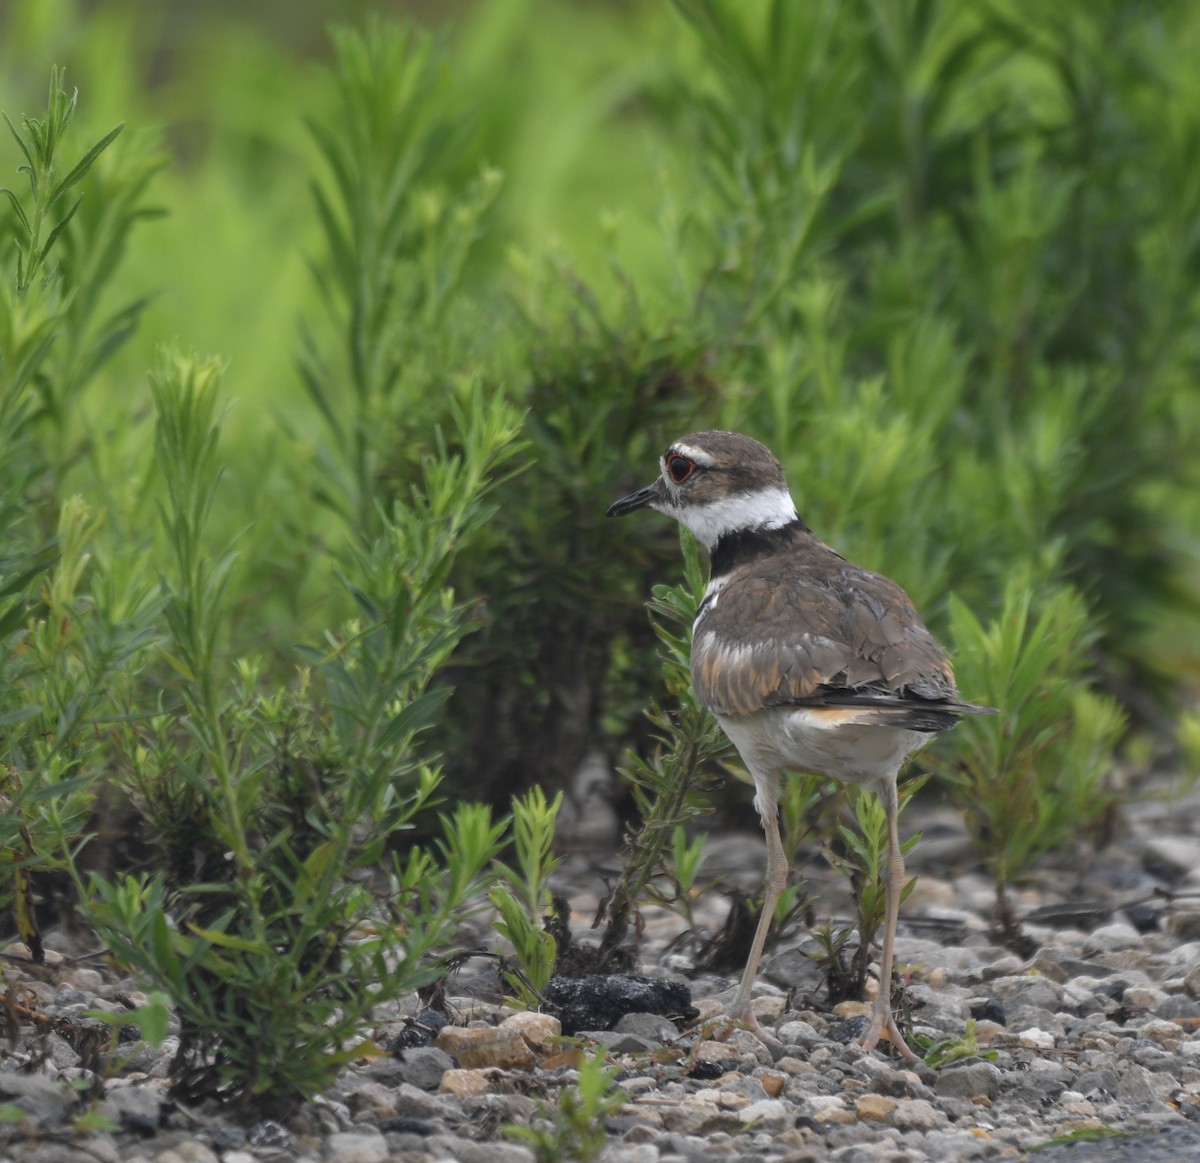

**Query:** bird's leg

left=728, top=777, right=788, bottom=1046
left=860, top=777, right=919, bottom=1060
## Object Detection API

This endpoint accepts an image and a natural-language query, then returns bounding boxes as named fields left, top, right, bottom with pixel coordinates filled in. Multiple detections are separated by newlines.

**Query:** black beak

left=607, top=480, right=662, bottom=518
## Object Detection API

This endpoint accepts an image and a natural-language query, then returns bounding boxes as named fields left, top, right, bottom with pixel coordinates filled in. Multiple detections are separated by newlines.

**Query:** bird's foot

left=717, top=1006, right=783, bottom=1055
left=859, top=1004, right=919, bottom=1061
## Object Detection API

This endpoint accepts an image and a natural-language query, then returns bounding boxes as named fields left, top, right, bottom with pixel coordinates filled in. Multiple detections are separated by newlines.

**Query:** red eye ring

left=667, top=454, right=695, bottom=484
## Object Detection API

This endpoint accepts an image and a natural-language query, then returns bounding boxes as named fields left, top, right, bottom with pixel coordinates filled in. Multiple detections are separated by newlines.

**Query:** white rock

left=1144, top=835, right=1200, bottom=877
left=1082, top=922, right=1141, bottom=955
left=892, top=1098, right=947, bottom=1131
left=1019, top=1027, right=1056, bottom=1051
left=737, top=1098, right=788, bottom=1133
left=1123, top=985, right=1169, bottom=1010
left=326, top=1131, right=389, bottom=1163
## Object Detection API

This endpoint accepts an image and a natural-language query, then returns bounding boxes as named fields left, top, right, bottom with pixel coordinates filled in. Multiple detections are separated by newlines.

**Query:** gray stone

left=99, top=1083, right=163, bottom=1134
left=598, top=1145, right=660, bottom=1163
left=337, top=1077, right=396, bottom=1116
left=395, top=1045, right=455, bottom=1091
left=577, top=1029, right=659, bottom=1054
left=208, top=1123, right=246, bottom=1151
left=737, top=1097, right=788, bottom=1133
left=326, top=1131, right=389, bottom=1163
left=990, top=974, right=1064, bottom=1011
left=1168, top=901, right=1200, bottom=939
left=718, top=1074, right=767, bottom=1102
left=424, top=1135, right=535, bottom=1163
left=1116, top=1064, right=1163, bottom=1106
left=658, top=1100, right=742, bottom=1136
left=1143, top=835, right=1200, bottom=879
left=1124, top=985, right=1169, bottom=1011
left=1082, top=922, right=1142, bottom=955
left=392, top=1081, right=459, bottom=1120
left=1156, top=994, right=1200, bottom=1019
left=891, top=1097, right=948, bottom=1131
left=463, top=1092, right=538, bottom=1123
left=247, top=1119, right=293, bottom=1150
left=1075, top=1068, right=1120, bottom=1097
left=157, top=1145, right=220, bottom=1163
left=851, top=1055, right=925, bottom=1097
left=0, top=1070, right=70, bottom=1125
left=613, top=1011, right=680, bottom=1043
left=934, top=1061, right=1002, bottom=1100
left=362, top=1054, right=410, bottom=1085
left=776, top=1019, right=822, bottom=1046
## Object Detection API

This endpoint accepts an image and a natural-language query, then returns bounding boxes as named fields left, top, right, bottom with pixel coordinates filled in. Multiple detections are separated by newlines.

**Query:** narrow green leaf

left=187, top=924, right=271, bottom=955
left=38, top=194, right=82, bottom=264
left=49, top=122, right=124, bottom=203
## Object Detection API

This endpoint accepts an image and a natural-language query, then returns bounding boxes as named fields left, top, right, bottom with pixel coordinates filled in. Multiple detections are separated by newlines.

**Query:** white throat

left=666, top=486, right=798, bottom=549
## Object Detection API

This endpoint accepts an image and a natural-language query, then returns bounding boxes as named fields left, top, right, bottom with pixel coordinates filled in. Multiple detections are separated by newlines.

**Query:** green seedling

left=503, top=1045, right=627, bottom=1163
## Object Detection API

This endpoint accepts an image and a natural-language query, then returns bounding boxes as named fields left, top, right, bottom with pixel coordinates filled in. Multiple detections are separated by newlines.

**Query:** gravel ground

left=2, top=778, right=1200, bottom=1163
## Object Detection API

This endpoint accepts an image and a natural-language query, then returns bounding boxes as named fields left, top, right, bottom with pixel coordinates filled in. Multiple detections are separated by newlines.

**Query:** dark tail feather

left=791, top=691, right=999, bottom=734
left=947, top=699, right=1000, bottom=717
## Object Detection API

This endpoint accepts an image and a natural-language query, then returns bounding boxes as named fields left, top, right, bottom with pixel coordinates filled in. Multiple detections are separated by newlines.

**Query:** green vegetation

left=2, top=0, right=1200, bottom=1107
left=503, top=1045, right=627, bottom=1163
left=918, top=1019, right=1000, bottom=1070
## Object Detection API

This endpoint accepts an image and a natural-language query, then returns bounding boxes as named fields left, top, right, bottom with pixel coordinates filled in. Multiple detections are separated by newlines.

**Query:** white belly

left=717, top=706, right=929, bottom=788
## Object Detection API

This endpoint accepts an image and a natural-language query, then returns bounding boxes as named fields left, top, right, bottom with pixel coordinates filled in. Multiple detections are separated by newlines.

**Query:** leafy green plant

left=439, top=274, right=718, bottom=805
left=0, top=67, right=159, bottom=504
left=51, top=352, right=518, bottom=1114
left=809, top=778, right=924, bottom=1005
left=933, top=576, right=1126, bottom=932
left=1, top=66, right=122, bottom=297
left=490, top=786, right=564, bottom=1003
left=641, top=824, right=712, bottom=938
left=89, top=990, right=172, bottom=1048
left=1175, top=710, right=1200, bottom=798
left=919, top=1018, right=999, bottom=1070
left=595, top=531, right=728, bottom=959
left=489, top=886, right=558, bottom=1006
left=503, top=1045, right=627, bottom=1163
left=71, top=1110, right=119, bottom=1135
left=0, top=496, right=157, bottom=959
left=497, top=786, right=564, bottom=919
left=298, top=20, right=502, bottom=538
left=0, top=69, right=161, bottom=957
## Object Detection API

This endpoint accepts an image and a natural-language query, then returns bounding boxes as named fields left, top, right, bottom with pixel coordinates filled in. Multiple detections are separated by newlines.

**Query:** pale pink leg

left=728, top=776, right=787, bottom=1046
left=860, top=778, right=918, bottom=1060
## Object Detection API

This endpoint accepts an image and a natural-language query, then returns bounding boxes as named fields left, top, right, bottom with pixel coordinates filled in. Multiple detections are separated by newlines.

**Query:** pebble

left=737, top=1098, right=788, bottom=1132
left=1082, top=921, right=1142, bottom=954
left=434, top=1022, right=537, bottom=1069
left=394, top=1045, right=455, bottom=1090
left=893, top=1098, right=948, bottom=1131
left=855, top=1093, right=898, bottom=1121
left=439, top=1067, right=494, bottom=1096
left=1018, top=1027, right=1057, bottom=1050
left=933, top=1061, right=1002, bottom=1099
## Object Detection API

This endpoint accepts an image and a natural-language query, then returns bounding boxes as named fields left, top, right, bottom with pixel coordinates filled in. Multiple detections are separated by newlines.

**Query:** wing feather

left=691, top=560, right=959, bottom=718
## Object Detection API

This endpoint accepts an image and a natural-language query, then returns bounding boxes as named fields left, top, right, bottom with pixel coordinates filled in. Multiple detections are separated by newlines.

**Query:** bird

left=607, top=430, right=996, bottom=1058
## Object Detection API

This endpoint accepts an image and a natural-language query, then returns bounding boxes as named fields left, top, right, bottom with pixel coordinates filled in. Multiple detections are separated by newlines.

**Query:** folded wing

left=692, top=562, right=991, bottom=730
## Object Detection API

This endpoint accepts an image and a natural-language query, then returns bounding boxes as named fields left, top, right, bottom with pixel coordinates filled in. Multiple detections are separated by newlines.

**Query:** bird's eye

left=667, top=454, right=695, bottom=484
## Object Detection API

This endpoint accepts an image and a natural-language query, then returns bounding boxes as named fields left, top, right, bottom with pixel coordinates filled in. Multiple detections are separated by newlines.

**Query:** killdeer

left=608, top=431, right=996, bottom=1058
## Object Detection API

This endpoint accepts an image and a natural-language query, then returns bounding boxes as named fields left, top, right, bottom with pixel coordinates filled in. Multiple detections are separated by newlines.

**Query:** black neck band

left=709, top=518, right=811, bottom=578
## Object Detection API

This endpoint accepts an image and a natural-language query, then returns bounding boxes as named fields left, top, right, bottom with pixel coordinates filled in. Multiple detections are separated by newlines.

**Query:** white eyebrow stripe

left=669, top=442, right=719, bottom=467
